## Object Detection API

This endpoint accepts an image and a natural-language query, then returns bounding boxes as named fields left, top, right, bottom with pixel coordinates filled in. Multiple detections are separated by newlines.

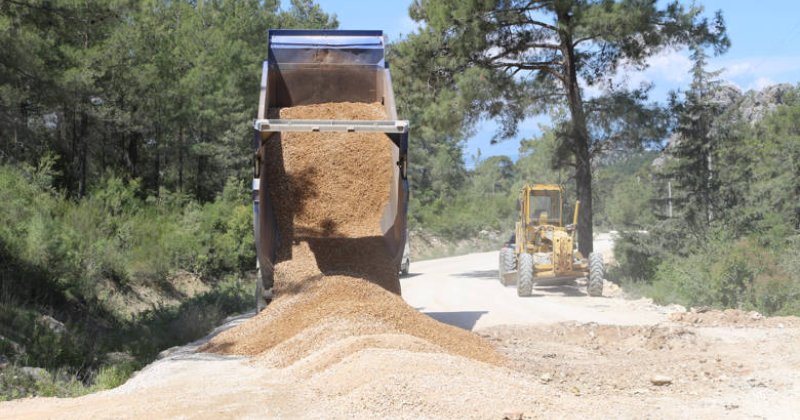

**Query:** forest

left=1, top=0, right=798, bottom=399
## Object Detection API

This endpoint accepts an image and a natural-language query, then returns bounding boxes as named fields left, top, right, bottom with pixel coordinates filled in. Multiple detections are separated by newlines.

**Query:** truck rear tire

left=587, top=252, right=604, bottom=297
left=255, top=266, right=273, bottom=313
left=517, top=253, right=534, bottom=297
left=499, top=248, right=517, bottom=286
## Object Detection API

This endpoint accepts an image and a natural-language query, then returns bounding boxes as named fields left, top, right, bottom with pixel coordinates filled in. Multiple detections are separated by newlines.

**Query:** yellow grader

left=499, top=184, right=604, bottom=297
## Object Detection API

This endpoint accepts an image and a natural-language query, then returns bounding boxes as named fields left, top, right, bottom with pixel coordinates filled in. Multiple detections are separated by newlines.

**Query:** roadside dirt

left=94, top=269, right=211, bottom=319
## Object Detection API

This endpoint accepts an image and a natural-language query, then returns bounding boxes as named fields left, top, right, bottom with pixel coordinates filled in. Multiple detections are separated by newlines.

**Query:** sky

left=303, top=0, right=800, bottom=164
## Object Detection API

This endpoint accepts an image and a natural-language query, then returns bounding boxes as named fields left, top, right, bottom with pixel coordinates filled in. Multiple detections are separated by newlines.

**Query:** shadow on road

left=166, top=312, right=255, bottom=360
left=424, top=311, right=488, bottom=330
left=520, top=284, right=587, bottom=298
left=453, top=269, right=499, bottom=280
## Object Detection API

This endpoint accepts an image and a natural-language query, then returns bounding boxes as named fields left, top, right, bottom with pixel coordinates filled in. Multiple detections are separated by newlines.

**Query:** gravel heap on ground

left=670, top=308, right=800, bottom=328
left=202, top=102, right=502, bottom=366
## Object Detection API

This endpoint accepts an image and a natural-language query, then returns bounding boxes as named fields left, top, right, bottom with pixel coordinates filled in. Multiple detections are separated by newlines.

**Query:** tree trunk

left=127, top=133, right=138, bottom=177
left=178, top=126, right=184, bottom=192
left=557, top=9, right=593, bottom=256
left=78, top=110, right=88, bottom=197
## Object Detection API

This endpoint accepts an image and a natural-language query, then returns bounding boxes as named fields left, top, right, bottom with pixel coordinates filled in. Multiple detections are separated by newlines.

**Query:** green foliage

left=607, top=50, right=800, bottom=316
left=639, top=233, right=800, bottom=315
left=91, top=361, right=141, bottom=391
left=0, top=0, right=339, bottom=401
left=593, top=152, right=659, bottom=230
left=0, top=0, right=337, bottom=199
left=396, top=0, right=728, bottom=255
left=0, top=365, right=89, bottom=401
left=0, top=163, right=253, bottom=399
left=716, top=93, right=800, bottom=238
left=662, top=44, right=725, bottom=230
left=409, top=126, right=663, bottom=240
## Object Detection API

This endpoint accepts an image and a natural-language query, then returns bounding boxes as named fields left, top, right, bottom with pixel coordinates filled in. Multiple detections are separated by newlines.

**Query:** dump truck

left=499, top=184, right=604, bottom=297
left=251, top=30, right=410, bottom=311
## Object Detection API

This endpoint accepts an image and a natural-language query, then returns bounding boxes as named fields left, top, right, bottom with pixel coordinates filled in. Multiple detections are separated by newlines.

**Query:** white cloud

left=639, top=50, right=693, bottom=83
left=708, top=56, right=800, bottom=92
left=753, top=76, right=776, bottom=90
left=722, top=61, right=756, bottom=78
left=579, top=49, right=693, bottom=100
left=581, top=50, right=800, bottom=100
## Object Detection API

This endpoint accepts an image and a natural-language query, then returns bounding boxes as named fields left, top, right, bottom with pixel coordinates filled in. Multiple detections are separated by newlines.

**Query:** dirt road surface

left=3, top=235, right=799, bottom=419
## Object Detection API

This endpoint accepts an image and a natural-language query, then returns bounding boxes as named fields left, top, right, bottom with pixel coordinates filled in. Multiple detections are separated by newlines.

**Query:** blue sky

left=306, top=1, right=800, bottom=164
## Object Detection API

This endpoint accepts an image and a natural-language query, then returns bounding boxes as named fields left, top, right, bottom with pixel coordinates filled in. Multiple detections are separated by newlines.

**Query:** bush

left=0, top=163, right=255, bottom=400
left=630, top=231, right=800, bottom=316
left=607, top=232, right=665, bottom=283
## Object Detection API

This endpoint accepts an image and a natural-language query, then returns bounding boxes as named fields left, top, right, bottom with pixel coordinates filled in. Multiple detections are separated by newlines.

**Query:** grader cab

left=499, top=184, right=604, bottom=297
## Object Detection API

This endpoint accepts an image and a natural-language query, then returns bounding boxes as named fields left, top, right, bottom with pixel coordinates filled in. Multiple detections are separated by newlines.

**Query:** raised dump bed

left=252, top=30, right=409, bottom=309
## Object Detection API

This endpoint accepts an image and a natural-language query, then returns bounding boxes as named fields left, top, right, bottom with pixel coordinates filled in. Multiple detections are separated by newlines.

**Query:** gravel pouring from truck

left=251, top=30, right=409, bottom=310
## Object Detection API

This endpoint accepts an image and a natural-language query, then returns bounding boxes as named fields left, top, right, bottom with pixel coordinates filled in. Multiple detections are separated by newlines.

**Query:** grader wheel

left=498, top=248, right=517, bottom=286
left=517, top=253, right=534, bottom=297
left=587, top=252, right=604, bottom=297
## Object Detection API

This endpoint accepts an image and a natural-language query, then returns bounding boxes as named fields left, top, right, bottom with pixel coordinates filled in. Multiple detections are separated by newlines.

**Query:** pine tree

left=667, top=44, right=725, bottom=229
left=395, top=0, right=729, bottom=255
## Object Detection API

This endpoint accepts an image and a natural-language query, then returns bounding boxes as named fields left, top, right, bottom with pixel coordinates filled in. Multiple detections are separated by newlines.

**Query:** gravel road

left=402, top=234, right=668, bottom=329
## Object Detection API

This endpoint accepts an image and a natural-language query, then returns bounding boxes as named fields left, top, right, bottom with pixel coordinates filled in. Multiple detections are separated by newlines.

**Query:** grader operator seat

left=537, top=212, right=549, bottom=226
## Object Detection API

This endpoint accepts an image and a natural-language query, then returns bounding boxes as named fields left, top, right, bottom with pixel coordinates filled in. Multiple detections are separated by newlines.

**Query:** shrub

left=0, top=163, right=255, bottom=400
left=643, top=232, right=800, bottom=315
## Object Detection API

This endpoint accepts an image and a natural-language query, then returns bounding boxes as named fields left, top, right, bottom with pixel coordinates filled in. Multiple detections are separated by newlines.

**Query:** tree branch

left=485, top=43, right=561, bottom=61
left=489, top=61, right=565, bottom=82
left=524, top=19, right=558, bottom=32
left=572, top=35, right=598, bottom=47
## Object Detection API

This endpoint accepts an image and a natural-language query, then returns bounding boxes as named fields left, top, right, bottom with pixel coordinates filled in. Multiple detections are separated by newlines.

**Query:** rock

left=667, top=304, right=687, bottom=313
left=738, top=83, right=794, bottom=124
left=502, top=411, right=524, bottom=420
left=650, top=374, right=673, bottom=386
left=0, top=334, right=25, bottom=354
left=105, top=351, right=136, bottom=364
left=539, top=373, right=553, bottom=384
left=603, top=280, right=622, bottom=297
left=748, top=311, right=763, bottom=320
left=38, top=315, right=66, bottom=335
left=20, top=366, right=49, bottom=381
left=0, top=354, right=8, bottom=369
